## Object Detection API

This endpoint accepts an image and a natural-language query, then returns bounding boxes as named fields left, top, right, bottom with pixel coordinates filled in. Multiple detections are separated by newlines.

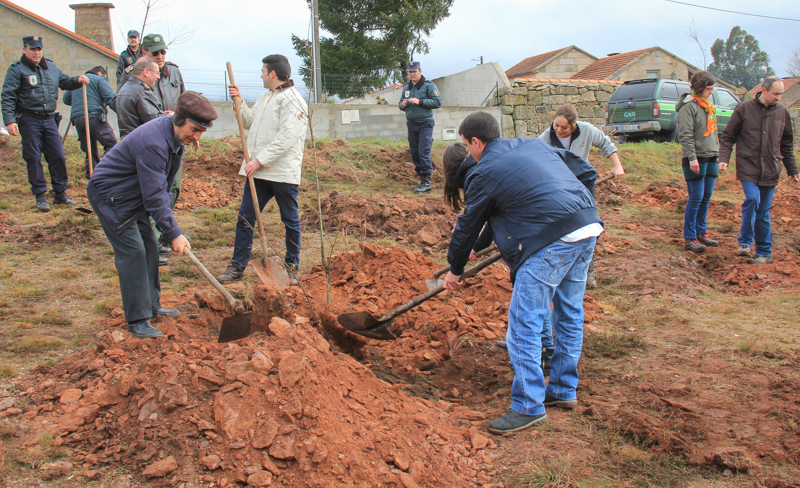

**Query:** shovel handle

left=226, top=62, right=269, bottom=263
left=182, top=247, right=240, bottom=311
left=432, top=243, right=497, bottom=279
left=379, top=252, right=503, bottom=323
left=596, top=173, right=614, bottom=186
left=82, top=86, right=93, bottom=177
left=61, top=119, right=71, bottom=145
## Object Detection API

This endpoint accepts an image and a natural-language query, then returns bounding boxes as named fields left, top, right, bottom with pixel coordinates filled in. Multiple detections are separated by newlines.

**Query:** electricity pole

left=312, top=0, right=322, bottom=103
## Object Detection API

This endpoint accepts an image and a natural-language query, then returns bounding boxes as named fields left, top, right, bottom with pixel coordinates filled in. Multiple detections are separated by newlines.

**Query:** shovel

left=338, top=252, right=503, bottom=340
left=426, top=244, right=497, bottom=290
left=74, top=86, right=95, bottom=215
left=226, top=62, right=289, bottom=290
left=183, top=247, right=254, bottom=343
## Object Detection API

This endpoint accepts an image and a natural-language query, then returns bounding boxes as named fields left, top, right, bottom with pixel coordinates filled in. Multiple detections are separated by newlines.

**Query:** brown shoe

left=697, top=233, right=718, bottom=247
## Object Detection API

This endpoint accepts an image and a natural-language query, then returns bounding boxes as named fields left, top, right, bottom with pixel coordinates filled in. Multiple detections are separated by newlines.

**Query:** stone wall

left=533, top=47, right=596, bottom=79
left=499, top=80, right=620, bottom=139
left=790, top=109, right=800, bottom=148
left=69, top=3, right=115, bottom=52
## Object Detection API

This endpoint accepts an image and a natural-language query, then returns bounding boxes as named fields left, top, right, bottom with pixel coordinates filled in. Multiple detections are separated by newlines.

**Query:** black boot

left=35, top=193, right=51, bottom=212
left=53, top=191, right=76, bottom=205
left=217, top=265, right=244, bottom=282
left=414, top=175, right=431, bottom=193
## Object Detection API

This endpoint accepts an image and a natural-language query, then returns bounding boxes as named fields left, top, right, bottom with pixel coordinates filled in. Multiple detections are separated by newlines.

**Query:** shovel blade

left=218, top=311, right=254, bottom=343
left=336, top=312, right=397, bottom=341
left=251, top=258, right=289, bottom=290
left=425, top=277, right=443, bottom=291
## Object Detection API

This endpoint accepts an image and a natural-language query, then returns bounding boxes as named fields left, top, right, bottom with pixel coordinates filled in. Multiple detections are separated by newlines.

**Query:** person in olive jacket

left=1, top=35, right=88, bottom=212
left=399, top=61, right=441, bottom=193
left=676, top=71, right=722, bottom=254
left=719, top=76, right=798, bottom=264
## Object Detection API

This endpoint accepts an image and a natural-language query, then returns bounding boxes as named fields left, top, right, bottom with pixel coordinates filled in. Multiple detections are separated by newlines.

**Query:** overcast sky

left=13, top=0, right=800, bottom=95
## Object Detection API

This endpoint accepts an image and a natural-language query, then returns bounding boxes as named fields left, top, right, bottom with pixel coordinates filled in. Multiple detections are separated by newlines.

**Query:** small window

left=659, top=83, right=679, bottom=99
left=646, top=70, right=660, bottom=79
left=714, top=89, right=740, bottom=108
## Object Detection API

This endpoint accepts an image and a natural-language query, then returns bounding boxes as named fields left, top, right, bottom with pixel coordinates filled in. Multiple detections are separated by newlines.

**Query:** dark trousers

left=73, top=114, right=117, bottom=178
left=90, top=200, right=161, bottom=324
left=18, top=115, right=69, bottom=195
left=407, top=120, right=434, bottom=177
left=231, top=179, right=301, bottom=271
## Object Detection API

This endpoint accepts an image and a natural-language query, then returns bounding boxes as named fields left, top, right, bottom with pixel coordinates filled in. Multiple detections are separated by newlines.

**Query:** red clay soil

left=301, top=193, right=458, bottom=251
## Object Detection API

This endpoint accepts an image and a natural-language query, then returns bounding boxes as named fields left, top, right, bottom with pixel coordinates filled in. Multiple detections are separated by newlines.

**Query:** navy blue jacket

left=62, top=73, right=116, bottom=120
left=398, top=76, right=441, bottom=123
left=87, top=116, right=184, bottom=241
left=448, top=138, right=601, bottom=282
left=2, top=56, right=82, bottom=125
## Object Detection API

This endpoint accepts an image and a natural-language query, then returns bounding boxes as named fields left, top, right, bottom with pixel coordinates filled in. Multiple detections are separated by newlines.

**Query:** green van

left=603, top=78, right=740, bottom=142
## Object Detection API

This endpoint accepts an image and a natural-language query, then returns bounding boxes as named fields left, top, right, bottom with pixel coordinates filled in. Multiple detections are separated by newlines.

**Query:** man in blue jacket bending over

left=87, top=91, right=217, bottom=339
left=443, top=112, right=603, bottom=434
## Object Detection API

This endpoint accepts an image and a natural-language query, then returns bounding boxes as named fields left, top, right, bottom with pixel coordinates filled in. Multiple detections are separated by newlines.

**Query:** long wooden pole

left=225, top=62, right=270, bottom=266
left=82, top=85, right=93, bottom=177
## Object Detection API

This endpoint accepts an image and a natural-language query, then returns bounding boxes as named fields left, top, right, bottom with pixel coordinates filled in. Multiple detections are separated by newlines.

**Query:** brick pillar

left=69, top=3, right=115, bottom=51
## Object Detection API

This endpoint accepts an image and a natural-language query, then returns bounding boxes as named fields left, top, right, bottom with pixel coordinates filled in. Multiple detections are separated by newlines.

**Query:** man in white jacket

left=217, top=55, right=308, bottom=284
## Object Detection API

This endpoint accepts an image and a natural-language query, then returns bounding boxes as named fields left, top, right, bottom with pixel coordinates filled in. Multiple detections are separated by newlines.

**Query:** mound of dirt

left=0, top=211, right=19, bottom=237
left=301, top=193, right=458, bottom=251
left=12, top=314, right=496, bottom=487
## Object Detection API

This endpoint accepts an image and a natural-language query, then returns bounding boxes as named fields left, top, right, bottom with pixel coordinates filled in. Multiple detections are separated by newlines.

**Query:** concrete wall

left=614, top=50, right=692, bottom=82
left=499, top=80, right=620, bottom=139
left=431, top=62, right=510, bottom=107
left=342, top=85, right=403, bottom=105
left=532, top=47, right=596, bottom=80
left=52, top=100, right=502, bottom=142
left=1, top=3, right=120, bottom=89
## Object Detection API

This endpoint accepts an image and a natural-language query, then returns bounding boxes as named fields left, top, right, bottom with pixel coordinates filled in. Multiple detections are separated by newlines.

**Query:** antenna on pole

left=472, top=56, right=484, bottom=65
left=312, top=0, right=323, bottom=103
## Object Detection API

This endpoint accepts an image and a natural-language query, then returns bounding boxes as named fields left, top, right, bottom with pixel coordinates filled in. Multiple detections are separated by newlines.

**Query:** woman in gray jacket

left=539, top=103, right=624, bottom=289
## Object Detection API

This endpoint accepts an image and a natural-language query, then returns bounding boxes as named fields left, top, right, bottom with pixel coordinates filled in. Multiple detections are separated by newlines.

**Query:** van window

left=608, top=81, right=657, bottom=102
left=659, top=83, right=679, bottom=99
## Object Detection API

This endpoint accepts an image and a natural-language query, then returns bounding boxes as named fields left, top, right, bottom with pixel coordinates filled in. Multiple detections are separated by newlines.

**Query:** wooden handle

left=183, top=247, right=237, bottom=308
left=596, top=173, right=614, bottom=185
left=432, top=243, right=498, bottom=279
left=82, top=85, right=93, bottom=177
left=226, top=62, right=269, bottom=260
left=380, top=252, right=503, bottom=322
left=61, top=119, right=71, bottom=145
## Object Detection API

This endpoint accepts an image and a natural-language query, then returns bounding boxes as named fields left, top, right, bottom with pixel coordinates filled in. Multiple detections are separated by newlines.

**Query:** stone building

left=431, top=62, right=510, bottom=107
left=506, top=46, right=597, bottom=81
left=747, top=77, right=800, bottom=108
left=342, top=84, right=403, bottom=105
left=1, top=0, right=119, bottom=88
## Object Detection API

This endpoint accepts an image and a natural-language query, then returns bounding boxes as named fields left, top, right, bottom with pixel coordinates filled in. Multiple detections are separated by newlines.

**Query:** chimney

left=69, top=3, right=115, bottom=51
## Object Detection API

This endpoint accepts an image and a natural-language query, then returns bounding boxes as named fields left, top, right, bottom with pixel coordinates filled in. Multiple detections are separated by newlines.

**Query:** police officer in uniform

left=115, top=30, right=142, bottom=86
left=1, top=36, right=88, bottom=212
left=399, top=61, right=441, bottom=194
left=63, top=66, right=117, bottom=178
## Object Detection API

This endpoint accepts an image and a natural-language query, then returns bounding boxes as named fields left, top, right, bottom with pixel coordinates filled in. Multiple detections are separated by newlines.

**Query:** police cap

left=407, top=61, right=421, bottom=72
left=142, top=34, right=167, bottom=53
left=127, top=30, right=140, bottom=39
left=23, top=36, right=43, bottom=49
left=175, top=91, right=217, bottom=129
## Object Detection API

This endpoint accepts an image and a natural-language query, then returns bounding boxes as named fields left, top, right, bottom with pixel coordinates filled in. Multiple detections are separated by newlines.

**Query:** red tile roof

left=514, top=78, right=624, bottom=85
left=570, top=48, right=652, bottom=80
left=748, top=77, right=800, bottom=97
left=0, top=0, right=118, bottom=59
left=505, top=47, right=571, bottom=78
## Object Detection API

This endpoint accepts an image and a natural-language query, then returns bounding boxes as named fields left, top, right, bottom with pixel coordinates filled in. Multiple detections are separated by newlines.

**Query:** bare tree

left=788, top=47, right=800, bottom=77
left=686, top=17, right=707, bottom=70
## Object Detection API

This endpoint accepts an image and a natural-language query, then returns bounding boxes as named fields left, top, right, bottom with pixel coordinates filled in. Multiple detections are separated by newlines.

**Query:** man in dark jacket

left=720, top=76, right=798, bottom=264
left=87, top=91, right=217, bottom=339
left=63, top=66, right=117, bottom=178
left=115, top=30, right=142, bottom=86
left=443, top=112, right=602, bottom=434
left=115, top=57, right=168, bottom=138
left=1, top=35, right=88, bottom=211
left=399, top=61, right=441, bottom=193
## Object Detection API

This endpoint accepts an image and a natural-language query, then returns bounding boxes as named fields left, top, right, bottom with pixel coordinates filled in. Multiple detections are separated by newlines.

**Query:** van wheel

left=618, top=135, right=628, bottom=143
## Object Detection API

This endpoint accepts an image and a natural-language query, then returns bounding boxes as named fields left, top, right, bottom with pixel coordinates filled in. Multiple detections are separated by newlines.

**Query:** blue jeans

left=506, top=237, right=596, bottom=416
left=231, top=179, right=301, bottom=271
left=684, top=176, right=716, bottom=239
left=738, top=181, right=774, bottom=257
left=18, top=115, right=69, bottom=195
left=406, top=120, right=434, bottom=177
